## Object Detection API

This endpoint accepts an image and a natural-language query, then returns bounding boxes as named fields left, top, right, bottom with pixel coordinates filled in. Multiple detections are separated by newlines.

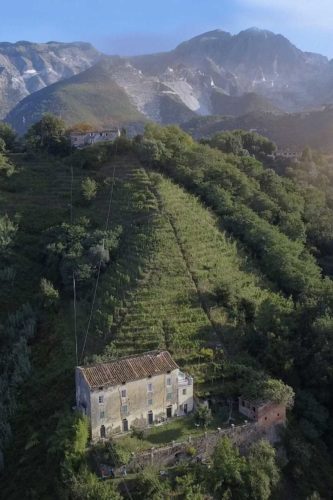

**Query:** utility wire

left=70, top=163, right=79, bottom=366
left=73, top=272, right=78, bottom=366
left=79, top=259, right=103, bottom=363
left=70, top=164, right=74, bottom=224
left=104, top=160, right=116, bottom=231
left=71, top=155, right=133, bottom=495
left=79, top=163, right=117, bottom=363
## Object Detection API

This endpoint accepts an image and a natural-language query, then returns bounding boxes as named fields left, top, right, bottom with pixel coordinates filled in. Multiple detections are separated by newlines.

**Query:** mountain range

left=3, top=29, right=333, bottom=149
left=0, top=41, right=100, bottom=118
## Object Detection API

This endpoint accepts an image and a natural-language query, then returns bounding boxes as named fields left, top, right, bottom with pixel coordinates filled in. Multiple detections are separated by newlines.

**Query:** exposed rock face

left=5, top=58, right=148, bottom=134
left=6, top=58, right=196, bottom=133
left=0, top=41, right=100, bottom=118
left=129, top=28, right=332, bottom=114
left=90, top=59, right=197, bottom=124
left=4, top=29, right=333, bottom=131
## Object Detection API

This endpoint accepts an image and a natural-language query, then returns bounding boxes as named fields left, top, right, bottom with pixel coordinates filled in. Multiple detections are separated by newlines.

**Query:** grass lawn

left=114, top=406, right=245, bottom=453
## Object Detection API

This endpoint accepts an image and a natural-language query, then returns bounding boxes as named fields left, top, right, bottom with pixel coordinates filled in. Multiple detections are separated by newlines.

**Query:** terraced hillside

left=1, top=148, right=292, bottom=498
left=101, top=169, right=215, bottom=356
left=3, top=111, right=333, bottom=497
left=0, top=154, right=159, bottom=498
left=106, top=170, right=278, bottom=357
left=91, top=164, right=290, bottom=386
left=135, top=125, right=333, bottom=496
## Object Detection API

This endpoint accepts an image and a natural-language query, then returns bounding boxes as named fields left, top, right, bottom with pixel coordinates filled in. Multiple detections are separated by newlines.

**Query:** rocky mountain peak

left=238, top=27, right=275, bottom=36
left=0, top=40, right=100, bottom=118
left=4, top=28, right=333, bottom=131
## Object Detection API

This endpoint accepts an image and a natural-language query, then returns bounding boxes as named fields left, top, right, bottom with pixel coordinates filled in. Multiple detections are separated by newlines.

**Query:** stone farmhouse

left=70, top=128, right=121, bottom=148
left=276, top=149, right=300, bottom=160
left=238, top=397, right=286, bottom=428
left=75, top=351, right=194, bottom=441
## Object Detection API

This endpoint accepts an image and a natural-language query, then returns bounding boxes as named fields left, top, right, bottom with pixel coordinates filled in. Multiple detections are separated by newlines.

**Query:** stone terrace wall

left=127, top=422, right=281, bottom=471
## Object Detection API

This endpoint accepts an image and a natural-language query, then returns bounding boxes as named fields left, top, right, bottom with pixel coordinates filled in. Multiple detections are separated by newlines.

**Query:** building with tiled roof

left=75, top=351, right=193, bottom=440
left=70, top=128, right=120, bottom=148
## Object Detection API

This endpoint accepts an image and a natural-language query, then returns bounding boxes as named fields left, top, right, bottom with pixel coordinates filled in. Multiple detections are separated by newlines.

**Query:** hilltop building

left=75, top=351, right=194, bottom=440
left=276, top=149, right=300, bottom=159
left=70, top=128, right=121, bottom=148
left=238, top=397, right=286, bottom=427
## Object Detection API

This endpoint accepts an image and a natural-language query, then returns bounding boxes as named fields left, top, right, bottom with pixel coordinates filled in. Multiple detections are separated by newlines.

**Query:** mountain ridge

left=4, top=28, right=333, bottom=137
left=6, top=59, right=147, bottom=133
left=181, top=106, right=333, bottom=152
left=0, top=40, right=100, bottom=118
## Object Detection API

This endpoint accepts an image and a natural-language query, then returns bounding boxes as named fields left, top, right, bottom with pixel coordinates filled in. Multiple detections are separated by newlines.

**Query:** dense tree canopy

left=25, top=113, right=70, bottom=155
left=203, top=130, right=277, bottom=158
left=210, top=437, right=279, bottom=500
left=43, top=219, right=122, bottom=292
left=135, top=124, right=333, bottom=496
left=0, top=122, right=16, bottom=150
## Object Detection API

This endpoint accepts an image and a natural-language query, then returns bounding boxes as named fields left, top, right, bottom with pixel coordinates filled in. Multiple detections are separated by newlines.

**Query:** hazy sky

left=1, top=0, right=333, bottom=58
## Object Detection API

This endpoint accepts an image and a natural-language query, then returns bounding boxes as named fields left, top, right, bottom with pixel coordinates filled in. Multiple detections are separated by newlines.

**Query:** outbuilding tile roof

left=78, top=351, right=178, bottom=389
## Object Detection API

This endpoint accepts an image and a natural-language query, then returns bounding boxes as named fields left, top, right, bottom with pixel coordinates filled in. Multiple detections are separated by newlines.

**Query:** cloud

left=238, top=0, right=333, bottom=29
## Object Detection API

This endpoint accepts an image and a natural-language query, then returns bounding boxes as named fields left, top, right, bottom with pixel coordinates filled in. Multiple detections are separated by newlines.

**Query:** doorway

left=100, top=425, right=106, bottom=438
left=166, top=406, right=172, bottom=418
left=122, top=419, right=128, bottom=432
left=148, top=411, right=153, bottom=425
left=184, top=404, right=188, bottom=414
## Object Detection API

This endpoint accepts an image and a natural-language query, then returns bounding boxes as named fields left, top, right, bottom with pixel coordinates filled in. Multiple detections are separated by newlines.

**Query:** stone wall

left=126, top=422, right=282, bottom=471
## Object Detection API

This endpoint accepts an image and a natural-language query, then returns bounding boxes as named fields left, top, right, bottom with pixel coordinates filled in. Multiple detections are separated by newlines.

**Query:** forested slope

left=182, top=106, right=333, bottom=152
left=1, top=126, right=333, bottom=497
left=136, top=125, right=333, bottom=496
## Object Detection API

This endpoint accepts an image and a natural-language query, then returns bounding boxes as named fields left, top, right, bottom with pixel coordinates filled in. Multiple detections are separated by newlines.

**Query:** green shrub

left=195, top=405, right=212, bottom=428
left=40, top=278, right=59, bottom=308
left=186, top=445, right=197, bottom=457
left=81, top=177, right=97, bottom=201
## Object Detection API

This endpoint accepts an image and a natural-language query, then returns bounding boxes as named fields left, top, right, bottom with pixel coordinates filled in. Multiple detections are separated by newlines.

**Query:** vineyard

left=89, top=162, right=290, bottom=388
left=2, top=139, right=330, bottom=498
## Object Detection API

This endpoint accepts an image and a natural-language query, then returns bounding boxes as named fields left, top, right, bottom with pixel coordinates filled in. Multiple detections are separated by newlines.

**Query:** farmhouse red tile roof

left=78, top=351, right=179, bottom=388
